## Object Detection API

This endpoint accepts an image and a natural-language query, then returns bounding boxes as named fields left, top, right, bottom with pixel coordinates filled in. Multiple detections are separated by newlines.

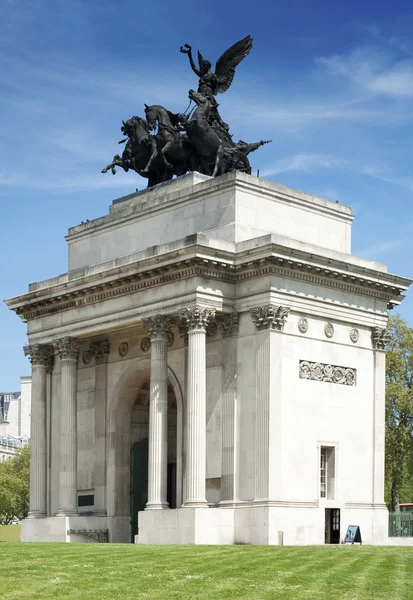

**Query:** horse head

left=188, top=89, right=210, bottom=108
left=120, top=117, right=135, bottom=137
left=120, top=116, right=151, bottom=145
left=144, top=104, right=160, bottom=132
left=144, top=104, right=182, bottom=132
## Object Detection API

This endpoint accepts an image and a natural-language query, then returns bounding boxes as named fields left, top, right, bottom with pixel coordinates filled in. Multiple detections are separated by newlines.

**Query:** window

left=320, top=446, right=335, bottom=499
left=320, top=448, right=327, bottom=498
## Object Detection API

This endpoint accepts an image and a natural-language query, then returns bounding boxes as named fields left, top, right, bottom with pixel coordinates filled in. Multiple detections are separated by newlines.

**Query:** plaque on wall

left=343, top=525, right=362, bottom=544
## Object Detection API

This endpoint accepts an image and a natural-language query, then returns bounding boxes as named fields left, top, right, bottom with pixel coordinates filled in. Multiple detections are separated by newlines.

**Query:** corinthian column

left=24, top=343, right=54, bottom=518
left=179, top=305, right=216, bottom=507
left=142, top=315, right=172, bottom=509
left=53, top=337, right=81, bottom=516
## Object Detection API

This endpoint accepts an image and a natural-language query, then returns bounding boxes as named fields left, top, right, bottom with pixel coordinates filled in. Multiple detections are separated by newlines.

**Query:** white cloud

left=370, top=60, right=413, bottom=97
left=315, top=47, right=386, bottom=85
left=0, top=170, right=145, bottom=192
left=261, top=154, right=349, bottom=177
left=363, top=23, right=413, bottom=57
left=316, top=46, right=413, bottom=98
left=225, top=91, right=410, bottom=135
left=361, top=166, right=413, bottom=193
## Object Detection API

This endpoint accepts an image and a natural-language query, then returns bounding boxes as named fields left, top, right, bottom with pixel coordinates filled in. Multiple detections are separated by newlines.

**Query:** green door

left=130, top=438, right=148, bottom=542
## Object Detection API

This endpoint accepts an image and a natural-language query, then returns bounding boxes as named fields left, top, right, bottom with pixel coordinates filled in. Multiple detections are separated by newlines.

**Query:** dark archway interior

left=130, top=379, right=178, bottom=539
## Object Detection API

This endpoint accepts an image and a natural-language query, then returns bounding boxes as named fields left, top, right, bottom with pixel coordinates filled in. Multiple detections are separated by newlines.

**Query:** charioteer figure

left=222, top=139, right=272, bottom=174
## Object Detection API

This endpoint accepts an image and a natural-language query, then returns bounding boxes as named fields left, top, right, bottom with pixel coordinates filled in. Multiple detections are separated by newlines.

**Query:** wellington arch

left=6, top=171, right=411, bottom=544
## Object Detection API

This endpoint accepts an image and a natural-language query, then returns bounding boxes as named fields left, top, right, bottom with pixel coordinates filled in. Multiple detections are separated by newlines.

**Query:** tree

left=0, top=444, right=30, bottom=524
left=385, top=314, right=413, bottom=511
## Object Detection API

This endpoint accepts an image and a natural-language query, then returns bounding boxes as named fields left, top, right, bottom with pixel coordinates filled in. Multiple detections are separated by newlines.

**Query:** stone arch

left=106, top=357, right=183, bottom=540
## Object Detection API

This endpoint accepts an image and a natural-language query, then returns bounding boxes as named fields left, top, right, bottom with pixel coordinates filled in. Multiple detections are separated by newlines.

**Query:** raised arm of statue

left=180, top=44, right=201, bottom=77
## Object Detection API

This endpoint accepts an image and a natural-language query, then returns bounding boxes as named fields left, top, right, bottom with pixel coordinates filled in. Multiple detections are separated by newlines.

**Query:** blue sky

left=1, top=0, right=413, bottom=389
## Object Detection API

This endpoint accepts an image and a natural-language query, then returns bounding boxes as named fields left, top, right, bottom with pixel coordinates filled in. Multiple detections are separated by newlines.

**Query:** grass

left=0, top=544, right=412, bottom=599
left=0, top=524, right=20, bottom=542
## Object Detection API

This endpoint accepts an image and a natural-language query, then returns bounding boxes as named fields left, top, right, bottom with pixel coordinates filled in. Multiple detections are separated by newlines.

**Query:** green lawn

left=0, top=544, right=412, bottom=599
left=0, top=524, right=20, bottom=542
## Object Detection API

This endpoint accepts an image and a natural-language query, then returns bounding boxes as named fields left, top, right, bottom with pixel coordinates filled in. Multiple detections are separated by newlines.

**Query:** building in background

left=0, top=377, right=31, bottom=460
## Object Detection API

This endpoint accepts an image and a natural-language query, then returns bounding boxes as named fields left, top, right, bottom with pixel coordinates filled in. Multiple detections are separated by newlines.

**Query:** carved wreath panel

left=324, top=322, right=334, bottom=339
left=119, top=341, right=129, bottom=357
left=299, top=360, right=356, bottom=386
left=298, top=317, right=308, bottom=334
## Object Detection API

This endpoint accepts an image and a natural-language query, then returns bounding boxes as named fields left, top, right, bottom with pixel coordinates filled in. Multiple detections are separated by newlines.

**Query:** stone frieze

left=299, top=360, right=356, bottom=386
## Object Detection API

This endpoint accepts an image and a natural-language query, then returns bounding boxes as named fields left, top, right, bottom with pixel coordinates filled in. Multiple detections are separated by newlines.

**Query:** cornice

left=5, top=242, right=411, bottom=322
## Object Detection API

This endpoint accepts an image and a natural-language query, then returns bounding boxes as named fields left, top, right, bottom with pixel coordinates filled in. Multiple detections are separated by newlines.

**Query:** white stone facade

left=5, top=172, right=411, bottom=545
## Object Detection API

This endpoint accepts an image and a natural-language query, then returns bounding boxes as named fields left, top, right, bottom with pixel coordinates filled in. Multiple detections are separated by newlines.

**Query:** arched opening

left=130, top=379, right=178, bottom=539
left=107, top=358, right=183, bottom=543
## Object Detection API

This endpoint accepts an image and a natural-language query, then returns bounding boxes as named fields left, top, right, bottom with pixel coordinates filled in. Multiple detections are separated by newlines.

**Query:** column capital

left=53, top=336, right=82, bottom=361
left=24, top=344, right=54, bottom=369
left=142, top=314, right=174, bottom=341
left=90, top=340, right=110, bottom=364
left=372, top=326, right=392, bottom=351
left=179, top=305, right=216, bottom=332
left=250, top=305, right=290, bottom=331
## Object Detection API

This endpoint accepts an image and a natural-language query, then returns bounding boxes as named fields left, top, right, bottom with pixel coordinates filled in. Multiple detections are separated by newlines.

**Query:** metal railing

left=388, top=512, right=413, bottom=537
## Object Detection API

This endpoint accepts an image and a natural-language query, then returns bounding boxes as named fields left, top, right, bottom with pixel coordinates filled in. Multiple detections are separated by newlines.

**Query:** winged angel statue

left=180, top=35, right=253, bottom=131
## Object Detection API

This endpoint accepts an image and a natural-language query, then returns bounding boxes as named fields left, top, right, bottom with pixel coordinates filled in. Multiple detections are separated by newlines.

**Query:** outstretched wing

left=214, top=35, right=253, bottom=94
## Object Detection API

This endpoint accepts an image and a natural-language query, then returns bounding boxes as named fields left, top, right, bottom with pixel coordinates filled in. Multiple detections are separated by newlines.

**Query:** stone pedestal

left=138, top=507, right=235, bottom=544
left=21, top=515, right=108, bottom=543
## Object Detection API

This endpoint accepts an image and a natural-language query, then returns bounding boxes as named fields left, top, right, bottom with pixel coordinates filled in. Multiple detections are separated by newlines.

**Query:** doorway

left=130, top=379, right=178, bottom=541
left=129, top=441, right=177, bottom=540
left=325, top=508, right=341, bottom=544
left=130, top=438, right=148, bottom=541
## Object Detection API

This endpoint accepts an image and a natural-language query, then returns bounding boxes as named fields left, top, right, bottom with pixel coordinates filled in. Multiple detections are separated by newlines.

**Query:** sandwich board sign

left=343, top=525, right=362, bottom=544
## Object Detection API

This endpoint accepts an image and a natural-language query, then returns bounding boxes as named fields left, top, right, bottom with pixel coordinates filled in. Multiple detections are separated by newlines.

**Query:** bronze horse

left=143, top=104, right=196, bottom=176
left=182, top=89, right=227, bottom=177
left=102, top=116, right=171, bottom=187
